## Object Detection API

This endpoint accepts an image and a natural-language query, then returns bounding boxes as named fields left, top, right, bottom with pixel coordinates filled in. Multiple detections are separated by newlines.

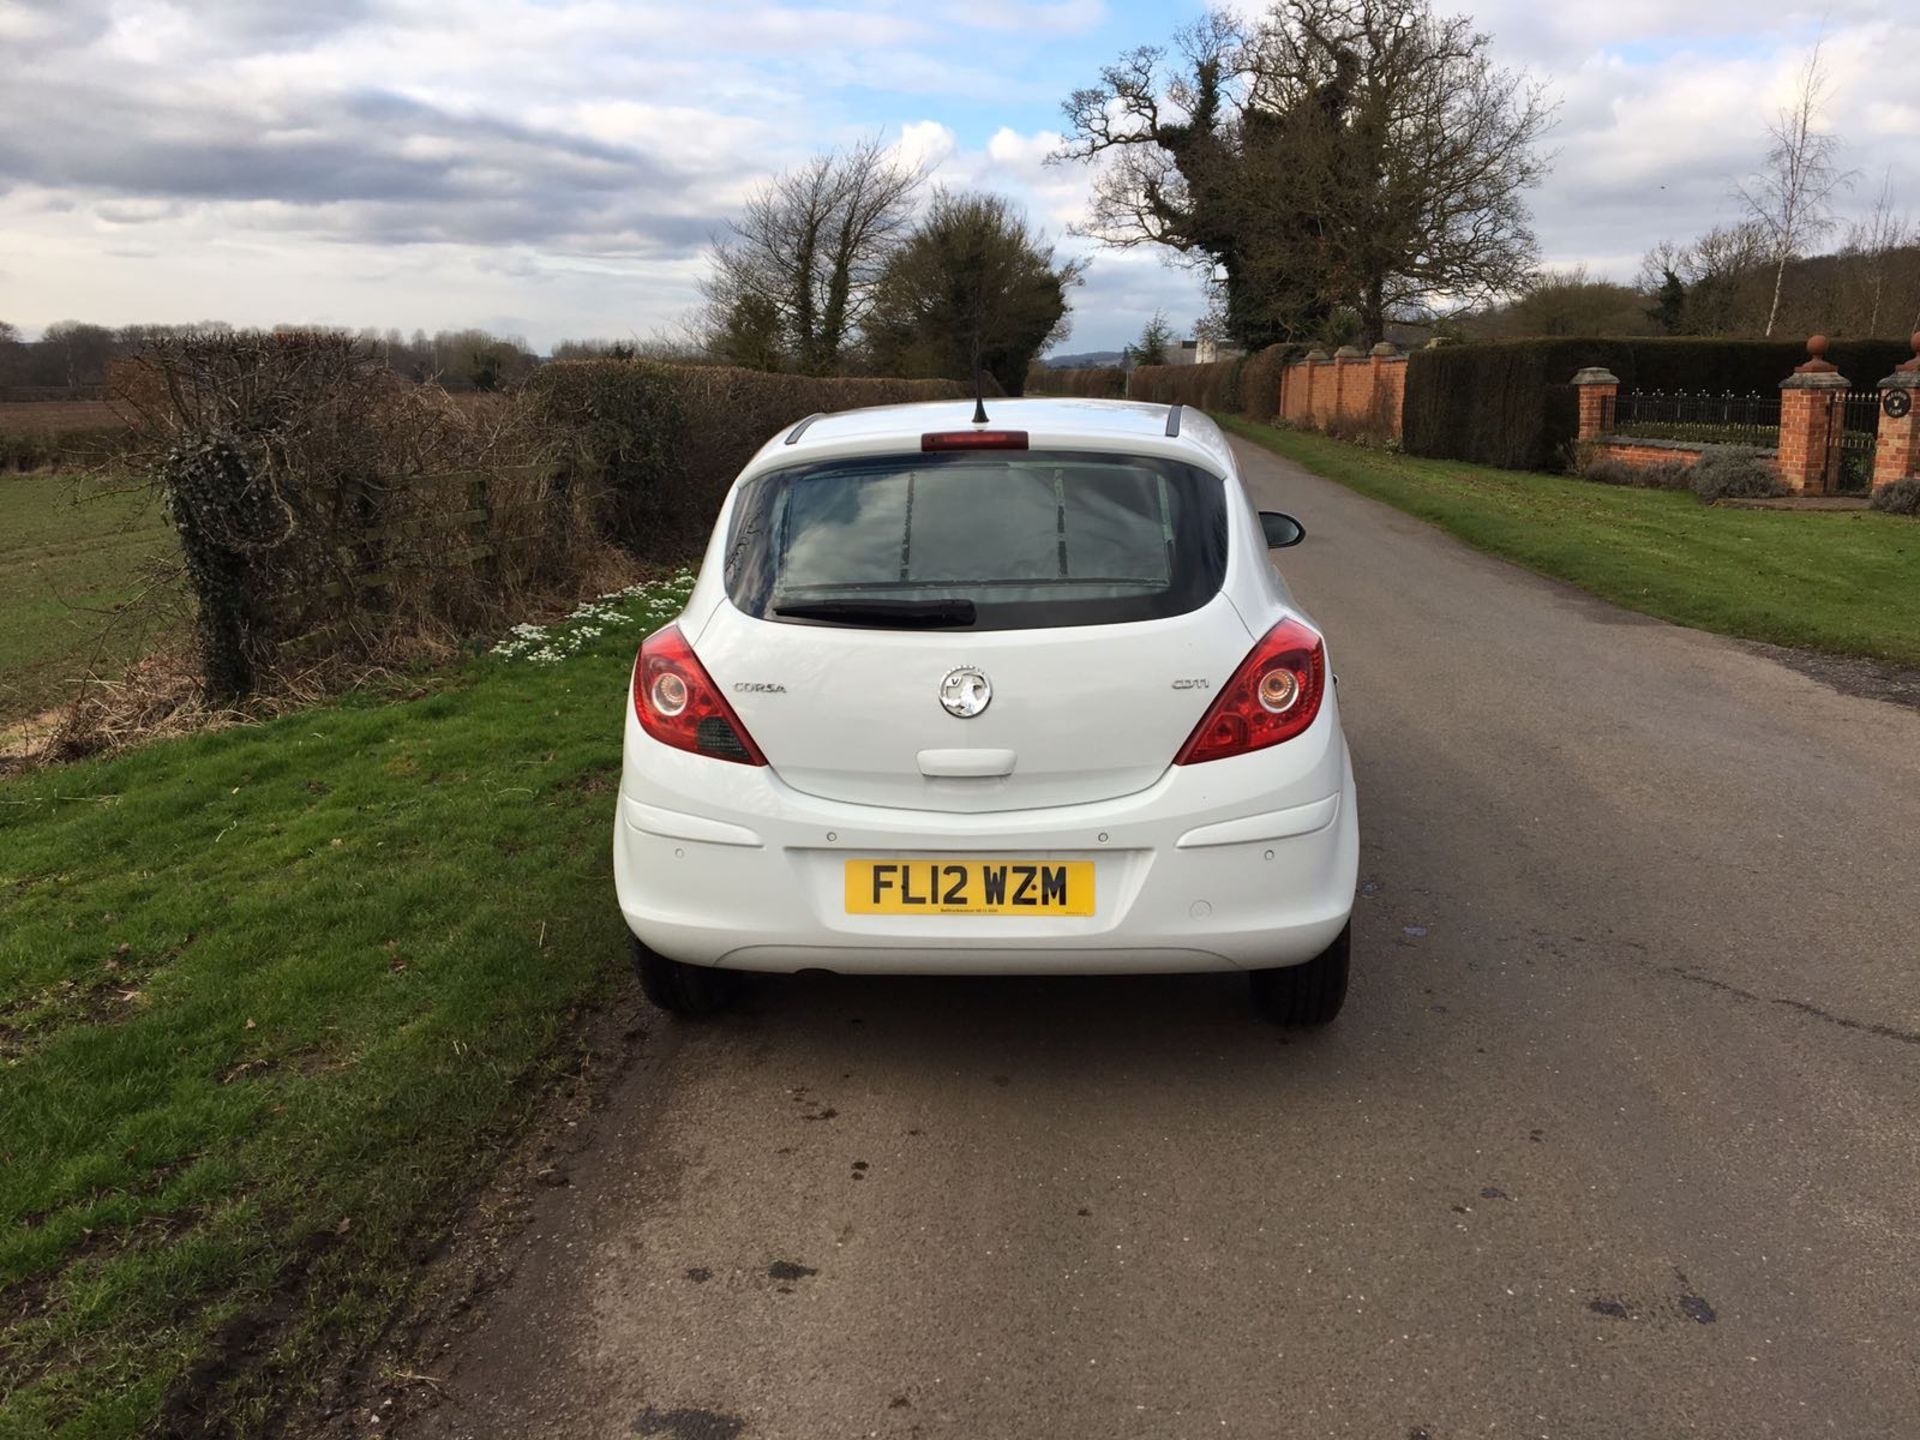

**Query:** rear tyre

left=628, top=933, right=738, bottom=1017
left=1249, top=922, right=1350, bottom=1027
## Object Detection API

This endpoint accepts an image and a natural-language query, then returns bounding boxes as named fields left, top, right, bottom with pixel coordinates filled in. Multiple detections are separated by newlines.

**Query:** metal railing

left=1603, top=390, right=1781, bottom=447
left=1836, top=391, right=1882, bottom=493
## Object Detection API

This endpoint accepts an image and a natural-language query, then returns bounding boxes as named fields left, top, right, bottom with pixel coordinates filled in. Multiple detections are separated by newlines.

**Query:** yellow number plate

left=844, top=859, right=1095, bottom=916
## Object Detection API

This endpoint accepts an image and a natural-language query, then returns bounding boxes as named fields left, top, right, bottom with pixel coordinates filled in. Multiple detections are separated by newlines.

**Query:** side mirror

left=1259, top=511, right=1306, bottom=549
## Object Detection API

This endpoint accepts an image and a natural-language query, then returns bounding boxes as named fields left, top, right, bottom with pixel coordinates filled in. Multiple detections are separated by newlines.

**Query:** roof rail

left=784, top=412, right=825, bottom=445
left=1164, top=403, right=1183, bottom=437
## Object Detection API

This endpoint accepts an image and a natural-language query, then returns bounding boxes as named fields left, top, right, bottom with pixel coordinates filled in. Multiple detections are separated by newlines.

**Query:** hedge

left=1126, top=357, right=1242, bottom=411
left=1032, top=365, right=1126, bottom=398
left=1403, top=337, right=1915, bottom=471
left=525, top=361, right=984, bottom=553
left=1235, top=345, right=1307, bottom=422
left=1124, top=345, right=1304, bottom=420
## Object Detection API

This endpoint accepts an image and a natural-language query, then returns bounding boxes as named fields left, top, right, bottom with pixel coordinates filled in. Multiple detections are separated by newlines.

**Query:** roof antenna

left=970, top=326, right=989, bottom=425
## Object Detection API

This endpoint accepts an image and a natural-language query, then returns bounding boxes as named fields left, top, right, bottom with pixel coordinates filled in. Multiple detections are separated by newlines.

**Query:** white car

left=613, top=397, right=1358, bottom=1024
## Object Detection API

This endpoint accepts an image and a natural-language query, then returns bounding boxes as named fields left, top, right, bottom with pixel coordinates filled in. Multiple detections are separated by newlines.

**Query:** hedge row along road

left=294, top=435, right=1915, bottom=1438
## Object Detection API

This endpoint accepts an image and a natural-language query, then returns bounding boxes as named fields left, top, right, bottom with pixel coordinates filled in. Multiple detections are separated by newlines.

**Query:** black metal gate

left=1836, top=392, right=1881, bottom=492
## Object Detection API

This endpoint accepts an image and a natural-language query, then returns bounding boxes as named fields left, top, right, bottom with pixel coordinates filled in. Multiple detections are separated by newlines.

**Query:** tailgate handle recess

left=917, top=748, right=1017, bottom=779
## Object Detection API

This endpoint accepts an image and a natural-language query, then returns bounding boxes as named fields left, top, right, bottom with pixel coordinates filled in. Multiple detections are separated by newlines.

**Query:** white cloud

left=1, top=0, right=1913, bottom=351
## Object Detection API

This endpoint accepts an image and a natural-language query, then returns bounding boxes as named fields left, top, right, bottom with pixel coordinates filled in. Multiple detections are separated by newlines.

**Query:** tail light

left=1174, top=618, right=1326, bottom=764
left=633, top=626, right=767, bottom=766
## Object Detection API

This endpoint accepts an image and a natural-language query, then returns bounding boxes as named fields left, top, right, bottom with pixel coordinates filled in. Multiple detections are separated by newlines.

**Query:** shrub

left=522, top=359, right=689, bottom=556
left=1689, top=446, right=1787, bottom=503
left=1403, top=337, right=1914, bottom=471
left=126, top=332, right=562, bottom=700
left=1869, top=476, right=1920, bottom=516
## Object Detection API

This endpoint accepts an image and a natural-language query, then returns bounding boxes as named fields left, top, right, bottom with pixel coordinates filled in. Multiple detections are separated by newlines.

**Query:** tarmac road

left=399, top=435, right=1920, bottom=1440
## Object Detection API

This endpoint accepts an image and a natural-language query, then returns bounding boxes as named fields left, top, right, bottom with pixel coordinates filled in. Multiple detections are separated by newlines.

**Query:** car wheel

left=1249, top=921, right=1350, bottom=1027
left=628, top=933, right=738, bottom=1017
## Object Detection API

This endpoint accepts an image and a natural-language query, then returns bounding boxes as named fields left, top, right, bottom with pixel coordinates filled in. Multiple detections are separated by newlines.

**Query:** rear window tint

left=725, top=450, right=1228, bottom=631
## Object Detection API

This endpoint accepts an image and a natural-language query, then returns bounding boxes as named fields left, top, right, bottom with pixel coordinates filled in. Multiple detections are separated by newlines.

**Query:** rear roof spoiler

left=1164, top=403, right=1183, bottom=437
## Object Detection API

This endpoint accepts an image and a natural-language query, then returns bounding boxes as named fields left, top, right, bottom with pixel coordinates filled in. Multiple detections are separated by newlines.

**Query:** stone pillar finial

left=1796, top=334, right=1838, bottom=375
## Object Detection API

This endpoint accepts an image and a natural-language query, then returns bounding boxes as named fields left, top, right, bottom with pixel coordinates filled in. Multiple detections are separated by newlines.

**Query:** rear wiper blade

left=773, top=597, right=977, bottom=628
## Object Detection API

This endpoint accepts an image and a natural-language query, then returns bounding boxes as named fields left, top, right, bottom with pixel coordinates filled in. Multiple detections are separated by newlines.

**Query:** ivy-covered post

left=161, top=436, right=275, bottom=701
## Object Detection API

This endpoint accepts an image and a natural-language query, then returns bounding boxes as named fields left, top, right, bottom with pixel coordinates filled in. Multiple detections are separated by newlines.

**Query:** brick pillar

left=1369, top=342, right=1402, bottom=434
left=1333, top=345, right=1366, bottom=423
left=1571, top=367, right=1619, bottom=440
left=1871, top=333, right=1920, bottom=495
left=1777, top=336, right=1849, bottom=496
left=1303, top=350, right=1329, bottom=428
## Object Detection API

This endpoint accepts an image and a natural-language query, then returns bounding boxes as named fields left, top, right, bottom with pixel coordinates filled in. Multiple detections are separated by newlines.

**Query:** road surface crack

left=1661, top=965, right=1920, bottom=1049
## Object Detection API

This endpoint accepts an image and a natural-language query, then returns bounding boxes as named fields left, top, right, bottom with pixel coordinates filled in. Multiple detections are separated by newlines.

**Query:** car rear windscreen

left=724, top=450, right=1228, bottom=630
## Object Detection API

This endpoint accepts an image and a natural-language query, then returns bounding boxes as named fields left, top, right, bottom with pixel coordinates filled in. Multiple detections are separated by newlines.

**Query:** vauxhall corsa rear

left=613, top=398, right=1358, bottom=1023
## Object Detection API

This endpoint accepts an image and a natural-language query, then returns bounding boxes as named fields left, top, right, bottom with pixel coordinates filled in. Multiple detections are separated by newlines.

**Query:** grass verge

left=1220, top=416, right=1920, bottom=667
left=0, top=572, right=691, bottom=1437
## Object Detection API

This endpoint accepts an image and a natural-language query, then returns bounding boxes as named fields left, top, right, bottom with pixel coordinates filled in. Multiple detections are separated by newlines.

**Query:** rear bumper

left=612, top=715, right=1358, bottom=975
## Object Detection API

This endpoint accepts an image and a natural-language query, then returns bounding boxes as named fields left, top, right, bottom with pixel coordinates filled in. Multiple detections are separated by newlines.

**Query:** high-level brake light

left=921, top=430, right=1030, bottom=452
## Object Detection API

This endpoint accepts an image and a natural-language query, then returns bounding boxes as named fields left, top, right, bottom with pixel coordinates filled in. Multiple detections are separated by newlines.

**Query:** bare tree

left=1056, top=0, right=1553, bottom=346
left=1637, top=223, right=1773, bottom=335
left=705, top=138, right=923, bottom=373
left=1738, top=40, right=1854, bottom=337
left=1840, top=168, right=1915, bottom=335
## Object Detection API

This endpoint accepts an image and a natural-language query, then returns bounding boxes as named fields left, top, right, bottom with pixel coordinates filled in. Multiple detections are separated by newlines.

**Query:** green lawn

left=0, top=574, right=691, bottom=1437
left=1220, top=417, right=1920, bottom=667
left=0, top=474, right=182, bottom=726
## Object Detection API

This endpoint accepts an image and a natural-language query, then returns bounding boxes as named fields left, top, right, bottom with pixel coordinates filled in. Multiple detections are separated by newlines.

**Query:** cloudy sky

left=1, top=0, right=1914, bottom=353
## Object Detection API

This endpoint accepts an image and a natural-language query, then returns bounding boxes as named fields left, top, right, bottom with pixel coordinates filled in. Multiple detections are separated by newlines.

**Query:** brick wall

left=1589, top=438, right=1709, bottom=472
left=1277, top=345, right=1406, bottom=439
